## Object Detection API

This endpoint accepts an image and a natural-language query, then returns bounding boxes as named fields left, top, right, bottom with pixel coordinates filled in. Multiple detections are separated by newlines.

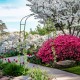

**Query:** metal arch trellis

left=19, top=13, right=35, bottom=41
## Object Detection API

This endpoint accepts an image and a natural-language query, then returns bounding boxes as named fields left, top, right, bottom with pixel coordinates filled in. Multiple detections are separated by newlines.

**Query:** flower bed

left=0, top=59, right=51, bottom=80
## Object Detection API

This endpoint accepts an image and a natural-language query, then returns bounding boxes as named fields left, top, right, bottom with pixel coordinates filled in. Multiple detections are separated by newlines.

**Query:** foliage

left=30, top=28, right=38, bottom=35
left=27, top=45, right=35, bottom=55
left=30, top=24, right=47, bottom=35
left=27, top=49, right=32, bottom=55
left=0, top=60, right=3, bottom=70
left=2, top=62, right=28, bottom=76
left=44, top=18, right=55, bottom=32
left=37, top=35, right=80, bottom=63
left=27, top=0, right=80, bottom=36
left=0, top=50, right=23, bottom=58
left=0, top=59, right=3, bottom=64
left=36, top=25, right=47, bottom=35
left=27, top=44, right=39, bottom=56
left=0, top=62, right=10, bottom=70
left=0, top=20, right=7, bottom=33
left=28, top=55, right=43, bottom=65
left=25, top=32, right=29, bottom=37
left=28, top=68, right=49, bottom=80
left=30, top=20, right=55, bottom=36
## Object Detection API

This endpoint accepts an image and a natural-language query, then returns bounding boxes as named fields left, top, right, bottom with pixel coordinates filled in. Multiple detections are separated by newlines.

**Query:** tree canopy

left=0, top=20, right=7, bottom=34
left=27, top=0, right=80, bottom=36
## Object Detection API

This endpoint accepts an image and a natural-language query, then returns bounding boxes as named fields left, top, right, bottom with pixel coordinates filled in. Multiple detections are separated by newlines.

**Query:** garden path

left=3, top=56, right=80, bottom=80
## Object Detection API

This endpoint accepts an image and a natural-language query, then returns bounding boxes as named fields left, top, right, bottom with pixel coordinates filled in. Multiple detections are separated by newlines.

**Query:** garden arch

left=20, top=13, right=35, bottom=41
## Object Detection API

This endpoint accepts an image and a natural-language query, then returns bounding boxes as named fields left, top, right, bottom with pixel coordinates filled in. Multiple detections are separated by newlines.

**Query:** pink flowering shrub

left=54, top=35, right=80, bottom=61
left=37, top=38, right=54, bottom=63
left=37, top=35, right=80, bottom=63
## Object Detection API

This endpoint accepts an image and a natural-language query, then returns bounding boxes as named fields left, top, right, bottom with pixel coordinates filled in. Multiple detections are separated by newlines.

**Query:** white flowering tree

left=27, top=0, right=80, bottom=36
left=0, top=20, right=7, bottom=33
left=0, top=20, right=7, bottom=42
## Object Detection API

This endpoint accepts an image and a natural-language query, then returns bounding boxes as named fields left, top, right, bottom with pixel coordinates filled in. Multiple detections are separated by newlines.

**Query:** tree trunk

left=72, top=27, right=76, bottom=36
left=76, top=29, right=80, bottom=37
left=59, top=27, right=66, bottom=35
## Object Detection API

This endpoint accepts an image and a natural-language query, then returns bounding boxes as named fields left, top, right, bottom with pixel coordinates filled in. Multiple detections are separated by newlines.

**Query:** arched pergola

left=20, top=14, right=35, bottom=41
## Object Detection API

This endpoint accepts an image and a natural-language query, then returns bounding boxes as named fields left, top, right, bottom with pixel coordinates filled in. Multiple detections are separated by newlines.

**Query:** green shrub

left=0, top=60, right=3, bottom=70
left=28, top=68, right=49, bottom=80
left=28, top=56, right=43, bottom=65
left=0, top=61, right=10, bottom=70
left=0, top=50, right=23, bottom=58
left=3, top=53, right=12, bottom=57
left=0, top=60, right=3, bottom=64
left=2, top=62, right=28, bottom=76
left=27, top=49, right=33, bottom=55
left=9, top=50, right=22, bottom=56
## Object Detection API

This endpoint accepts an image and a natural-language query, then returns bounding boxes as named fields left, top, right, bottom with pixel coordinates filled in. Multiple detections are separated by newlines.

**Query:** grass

left=63, top=66, right=80, bottom=75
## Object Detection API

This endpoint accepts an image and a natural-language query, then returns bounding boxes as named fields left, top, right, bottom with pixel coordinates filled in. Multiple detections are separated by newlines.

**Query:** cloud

left=0, top=5, right=39, bottom=22
left=7, top=27, right=19, bottom=32
left=0, top=0, right=39, bottom=32
left=0, top=4, right=17, bottom=9
left=0, top=6, right=31, bottom=17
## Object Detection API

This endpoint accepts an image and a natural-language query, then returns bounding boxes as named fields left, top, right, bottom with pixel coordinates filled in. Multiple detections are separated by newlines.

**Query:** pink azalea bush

left=54, top=35, right=80, bottom=61
left=37, top=38, right=54, bottom=63
left=37, top=35, right=80, bottom=63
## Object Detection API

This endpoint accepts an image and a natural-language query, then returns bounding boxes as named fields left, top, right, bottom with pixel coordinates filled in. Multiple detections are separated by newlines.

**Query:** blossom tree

left=27, top=0, right=80, bottom=36
left=0, top=20, right=8, bottom=46
left=0, top=20, right=7, bottom=34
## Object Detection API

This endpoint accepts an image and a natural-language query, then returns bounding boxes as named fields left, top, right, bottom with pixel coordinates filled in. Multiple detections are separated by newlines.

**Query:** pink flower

left=15, top=60, right=18, bottom=63
left=37, top=35, right=80, bottom=63
left=8, top=59, right=11, bottom=63
left=22, top=62, right=24, bottom=64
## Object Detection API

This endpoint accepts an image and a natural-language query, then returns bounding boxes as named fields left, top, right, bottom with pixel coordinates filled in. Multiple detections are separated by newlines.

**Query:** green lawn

left=63, top=66, right=80, bottom=75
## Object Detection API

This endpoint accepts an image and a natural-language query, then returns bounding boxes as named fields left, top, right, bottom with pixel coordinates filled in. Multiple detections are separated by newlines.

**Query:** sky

left=0, top=0, right=39, bottom=32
